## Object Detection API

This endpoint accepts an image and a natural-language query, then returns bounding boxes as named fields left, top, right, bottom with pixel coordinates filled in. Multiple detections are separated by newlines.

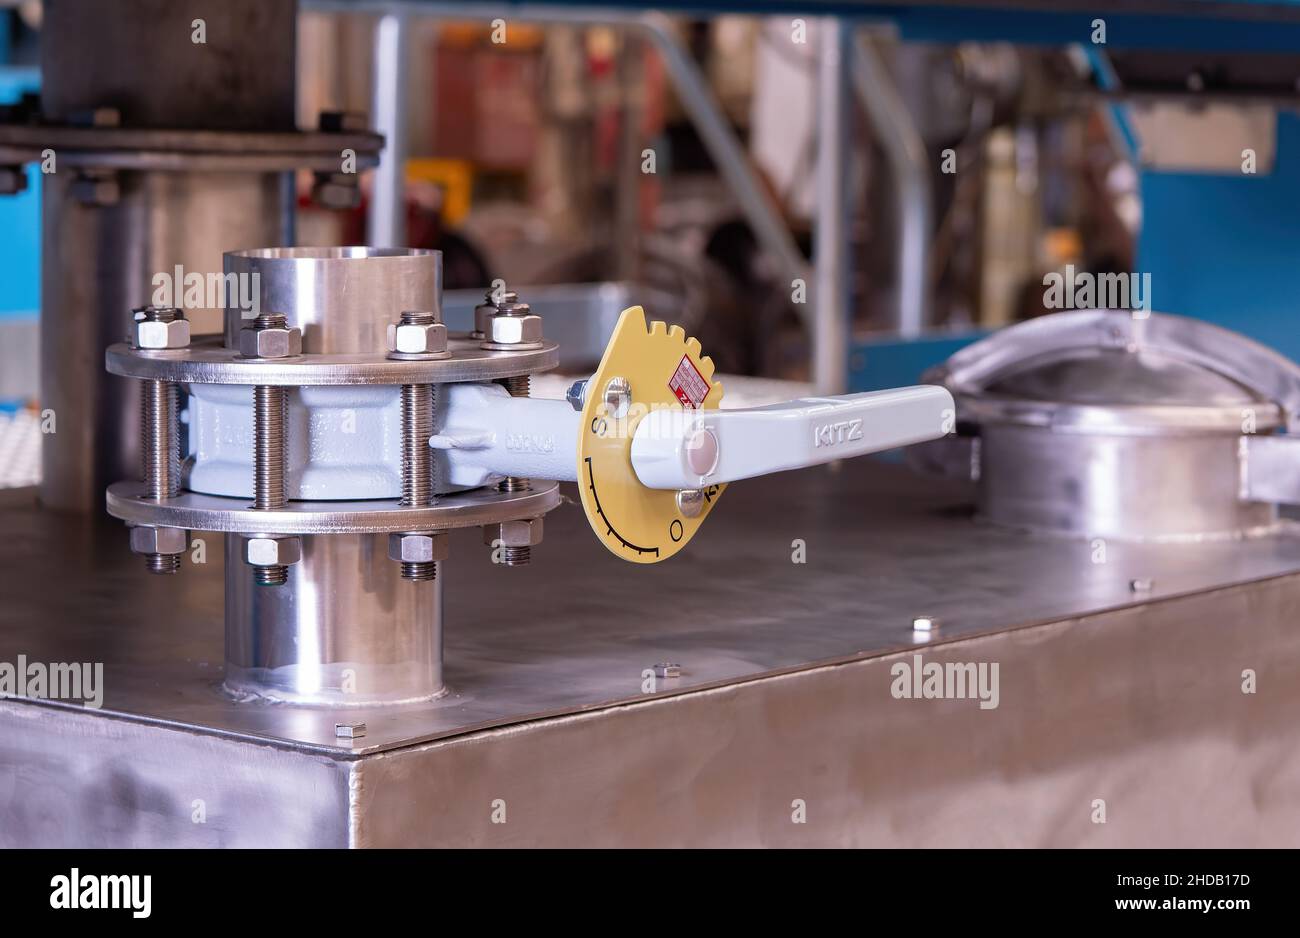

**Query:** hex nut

left=387, top=321, right=449, bottom=355
left=482, top=518, right=544, bottom=548
left=243, top=535, right=303, bottom=567
left=129, top=525, right=188, bottom=555
left=133, top=316, right=191, bottom=350
left=489, top=313, right=544, bottom=346
left=387, top=532, right=450, bottom=563
left=472, top=301, right=495, bottom=338
left=238, top=324, right=302, bottom=359
left=565, top=378, right=589, bottom=412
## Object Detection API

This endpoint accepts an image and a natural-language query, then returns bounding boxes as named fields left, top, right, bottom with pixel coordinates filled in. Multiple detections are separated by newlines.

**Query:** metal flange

left=106, top=480, right=562, bottom=535
left=0, top=125, right=383, bottom=173
left=106, top=335, right=559, bottom=386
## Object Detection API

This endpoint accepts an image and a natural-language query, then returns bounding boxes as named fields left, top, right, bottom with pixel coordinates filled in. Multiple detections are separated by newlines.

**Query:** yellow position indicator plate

left=577, top=307, right=725, bottom=563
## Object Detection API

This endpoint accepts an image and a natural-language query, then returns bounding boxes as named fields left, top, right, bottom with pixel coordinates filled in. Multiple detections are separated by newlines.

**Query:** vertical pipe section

left=368, top=11, right=409, bottom=248
left=851, top=33, right=932, bottom=339
left=813, top=20, right=851, bottom=397
left=637, top=13, right=810, bottom=315
left=38, top=0, right=295, bottom=513
left=615, top=31, right=645, bottom=283
left=279, top=170, right=297, bottom=247
left=222, top=248, right=443, bottom=706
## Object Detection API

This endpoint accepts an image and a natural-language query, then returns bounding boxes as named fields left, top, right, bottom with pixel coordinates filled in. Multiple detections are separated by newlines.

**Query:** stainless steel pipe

left=222, top=248, right=445, bottom=705
left=37, top=0, right=297, bottom=512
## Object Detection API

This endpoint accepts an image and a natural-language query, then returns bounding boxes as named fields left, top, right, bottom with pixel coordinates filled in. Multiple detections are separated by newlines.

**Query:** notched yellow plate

left=577, top=307, right=725, bottom=563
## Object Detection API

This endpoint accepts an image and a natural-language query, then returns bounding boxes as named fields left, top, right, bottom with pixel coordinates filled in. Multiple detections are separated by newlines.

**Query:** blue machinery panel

left=1138, top=113, right=1300, bottom=361
left=848, top=329, right=985, bottom=393
left=845, top=0, right=1300, bottom=389
left=0, top=65, right=39, bottom=321
left=852, top=109, right=1300, bottom=390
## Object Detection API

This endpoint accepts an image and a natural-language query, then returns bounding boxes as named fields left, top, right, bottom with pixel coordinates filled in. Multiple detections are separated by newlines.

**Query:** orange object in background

left=407, top=158, right=474, bottom=227
left=431, top=26, right=541, bottom=172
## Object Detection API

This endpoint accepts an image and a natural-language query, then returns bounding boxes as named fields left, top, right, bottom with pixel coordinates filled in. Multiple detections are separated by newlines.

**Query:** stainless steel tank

left=914, top=310, right=1300, bottom=541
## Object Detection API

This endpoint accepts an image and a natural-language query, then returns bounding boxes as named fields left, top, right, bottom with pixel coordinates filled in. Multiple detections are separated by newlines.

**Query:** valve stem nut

left=602, top=376, right=632, bottom=419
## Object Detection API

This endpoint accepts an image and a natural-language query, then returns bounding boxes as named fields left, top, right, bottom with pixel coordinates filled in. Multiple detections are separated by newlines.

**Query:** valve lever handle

left=630, top=386, right=955, bottom=490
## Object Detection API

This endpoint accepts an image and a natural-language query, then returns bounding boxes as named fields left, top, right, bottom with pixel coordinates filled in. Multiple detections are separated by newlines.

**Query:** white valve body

left=186, top=382, right=579, bottom=500
left=430, top=383, right=580, bottom=487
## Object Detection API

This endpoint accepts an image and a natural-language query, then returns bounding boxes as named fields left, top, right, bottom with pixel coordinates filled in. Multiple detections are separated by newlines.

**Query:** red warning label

left=669, top=354, right=710, bottom=409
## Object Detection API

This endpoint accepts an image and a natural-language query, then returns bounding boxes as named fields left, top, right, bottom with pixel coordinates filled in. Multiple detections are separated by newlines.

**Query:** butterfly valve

left=105, top=248, right=952, bottom=707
